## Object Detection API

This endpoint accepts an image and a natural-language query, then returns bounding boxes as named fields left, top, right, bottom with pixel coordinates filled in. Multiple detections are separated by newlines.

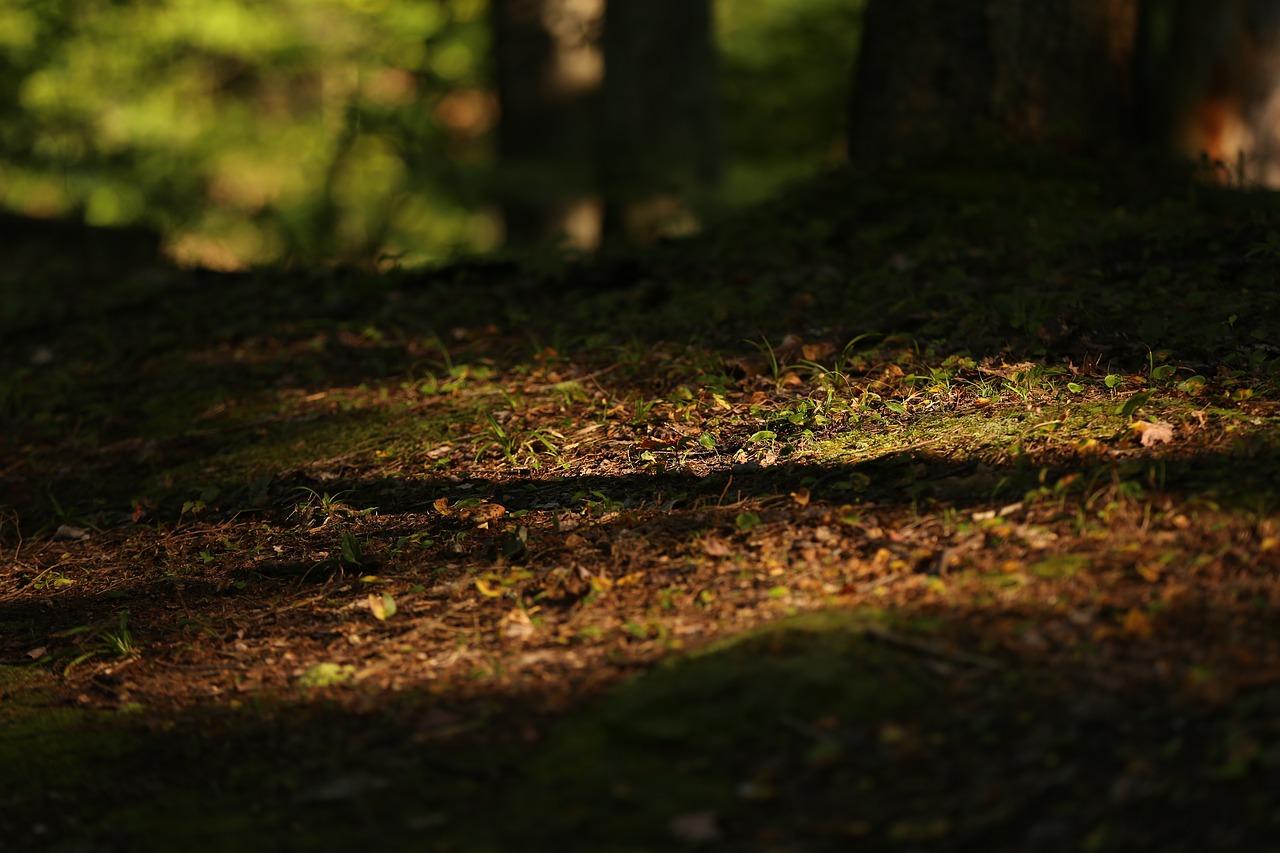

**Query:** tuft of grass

left=54, top=611, right=138, bottom=674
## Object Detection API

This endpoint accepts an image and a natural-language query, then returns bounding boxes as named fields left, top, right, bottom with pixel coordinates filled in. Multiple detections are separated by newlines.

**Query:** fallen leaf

left=367, top=592, right=397, bottom=620
left=297, top=662, right=354, bottom=689
left=54, top=524, right=90, bottom=541
left=701, top=536, right=732, bottom=557
left=670, top=812, right=721, bottom=843
left=504, top=608, right=535, bottom=639
left=802, top=341, right=837, bottom=361
left=1135, top=420, right=1175, bottom=447
left=1123, top=607, right=1154, bottom=638
left=458, top=503, right=505, bottom=524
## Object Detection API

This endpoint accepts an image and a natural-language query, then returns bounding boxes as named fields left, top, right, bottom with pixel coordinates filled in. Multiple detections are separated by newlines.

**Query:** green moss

left=0, top=666, right=134, bottom=791
left=463, top=612, right=925, bottom=848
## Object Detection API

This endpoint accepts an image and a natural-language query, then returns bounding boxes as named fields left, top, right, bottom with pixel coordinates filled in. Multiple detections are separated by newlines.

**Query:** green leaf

left=698, top=432, right=717, bottom=449
left=1117, top=391, right=1152, bottom=419
left=1176, top=375, right=1206, bottom=395
left=736, top=512, right=762, bottom=531
left=747, top=430, right=776, bottom=444
left=340, top=533, right=365, bottom=565
left=1104, top=374, right=1122, bottom=389
left=1066, top=382, right=1084, bottom=393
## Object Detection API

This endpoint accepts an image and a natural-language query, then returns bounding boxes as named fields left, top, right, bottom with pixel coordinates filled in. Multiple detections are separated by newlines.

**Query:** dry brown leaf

left=1123, top=607, right=1154, bottom=638
left=670, top=812, right=721, bottom=843
left=801, top=341, right=837, bottom=361
left=1138, top=420, right=1175, bottom=447
left=457, top=503, right=505, bottom=524
left=701, top=536, right=732, bottom=557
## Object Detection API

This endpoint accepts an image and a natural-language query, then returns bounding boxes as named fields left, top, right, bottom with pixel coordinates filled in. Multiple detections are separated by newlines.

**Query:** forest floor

left=3, top=157, right=1280, bottom=851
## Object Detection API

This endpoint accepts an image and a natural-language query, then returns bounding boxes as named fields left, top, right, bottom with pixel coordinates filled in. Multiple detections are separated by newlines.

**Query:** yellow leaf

left=475, top=578, right=502, bottom=597
left=367, top=592, right=397, bottom=620
left=1136, top=562, right=1163, bottom=583
left=433, top=497, right=451, bottom=514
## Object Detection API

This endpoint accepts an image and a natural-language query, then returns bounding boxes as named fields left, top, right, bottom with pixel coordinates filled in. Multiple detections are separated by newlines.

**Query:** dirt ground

left=3, top=162, right=1280, bottom=851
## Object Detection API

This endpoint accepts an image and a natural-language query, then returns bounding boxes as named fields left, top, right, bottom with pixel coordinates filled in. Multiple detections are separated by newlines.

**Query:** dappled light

left=5, top=157, right=1280, bottom=847
left=6, top=2, right=1280, bottom=849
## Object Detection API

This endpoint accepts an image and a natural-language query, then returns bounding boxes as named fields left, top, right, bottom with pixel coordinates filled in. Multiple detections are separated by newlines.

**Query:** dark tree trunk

left=598, top=0, right=721, bottom=241
left=491, top=0, right=603, bottom=247
left=1149, top=0, right=1280, bottom=185
left=848, top=0, right=1141, bottom=165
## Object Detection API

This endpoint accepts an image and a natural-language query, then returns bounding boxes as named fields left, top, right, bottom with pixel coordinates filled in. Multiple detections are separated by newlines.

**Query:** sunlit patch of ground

left=3, top=161, right=1280, bottom=850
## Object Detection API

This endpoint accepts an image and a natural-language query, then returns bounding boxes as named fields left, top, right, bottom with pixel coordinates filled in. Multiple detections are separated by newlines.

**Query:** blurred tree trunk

left=1143, top=0, right=1280, bottom=186
left=847, top=0, right=1141, bottom=165
left=598, top=0, right=721, bottom=242
left=848, top=0, right=1280, bottom=187
left=491, top=0, right=604, bottom=248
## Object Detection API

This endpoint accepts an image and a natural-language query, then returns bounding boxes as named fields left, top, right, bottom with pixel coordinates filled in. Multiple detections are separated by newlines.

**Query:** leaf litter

left=2, top=162, right=1280, bottom=849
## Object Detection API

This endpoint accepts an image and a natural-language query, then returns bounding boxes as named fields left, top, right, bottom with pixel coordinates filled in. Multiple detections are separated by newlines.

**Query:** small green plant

left=575, top=490, right=624, bottom=516
left=57, top=611, right=138, bottom=674
left=746, top=335, right=789, bottom=386
left=339, top=533, right=367, bottom=566
left=1147, top=350, right=1178, bottom=383
left=29, top=568, right=75, bottom=590
left=177, top=613, right=219, bottom=638
left=178, top=499, right=206, bottom=522
left=629, top=393, right=659, bottom=425
left=42, top=493, right=97, bottom=535
left=293, top=487, right=374, bottom=526
left=1245, top=231, right=1280, bottom=260
left=476, top=413, right=561, bottom=468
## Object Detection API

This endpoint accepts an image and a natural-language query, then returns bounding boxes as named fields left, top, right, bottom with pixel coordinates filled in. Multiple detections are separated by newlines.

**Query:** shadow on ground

left=4, top=605, right=1279, bottom=852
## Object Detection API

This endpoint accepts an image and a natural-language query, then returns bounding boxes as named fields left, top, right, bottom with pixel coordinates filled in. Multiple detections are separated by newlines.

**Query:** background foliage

left=0, top=0, right=860, bottom=267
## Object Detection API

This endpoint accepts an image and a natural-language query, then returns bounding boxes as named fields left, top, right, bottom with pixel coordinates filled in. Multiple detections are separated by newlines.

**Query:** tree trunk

left=1150, top=0, right=1280, bottom=186
left=848, top=0, right=1141, bottom=165
left=598, top=0, right=721, bottom=241
left=491, top=0, right=604, bottom=248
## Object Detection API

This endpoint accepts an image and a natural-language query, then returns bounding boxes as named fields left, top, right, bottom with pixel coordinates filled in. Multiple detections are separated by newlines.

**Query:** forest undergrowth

left=3, top=159, right=1280, bottom=851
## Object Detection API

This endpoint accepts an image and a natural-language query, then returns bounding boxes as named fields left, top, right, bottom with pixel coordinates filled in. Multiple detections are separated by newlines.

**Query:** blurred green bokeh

left=0, top=0, right=860, bottom=267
